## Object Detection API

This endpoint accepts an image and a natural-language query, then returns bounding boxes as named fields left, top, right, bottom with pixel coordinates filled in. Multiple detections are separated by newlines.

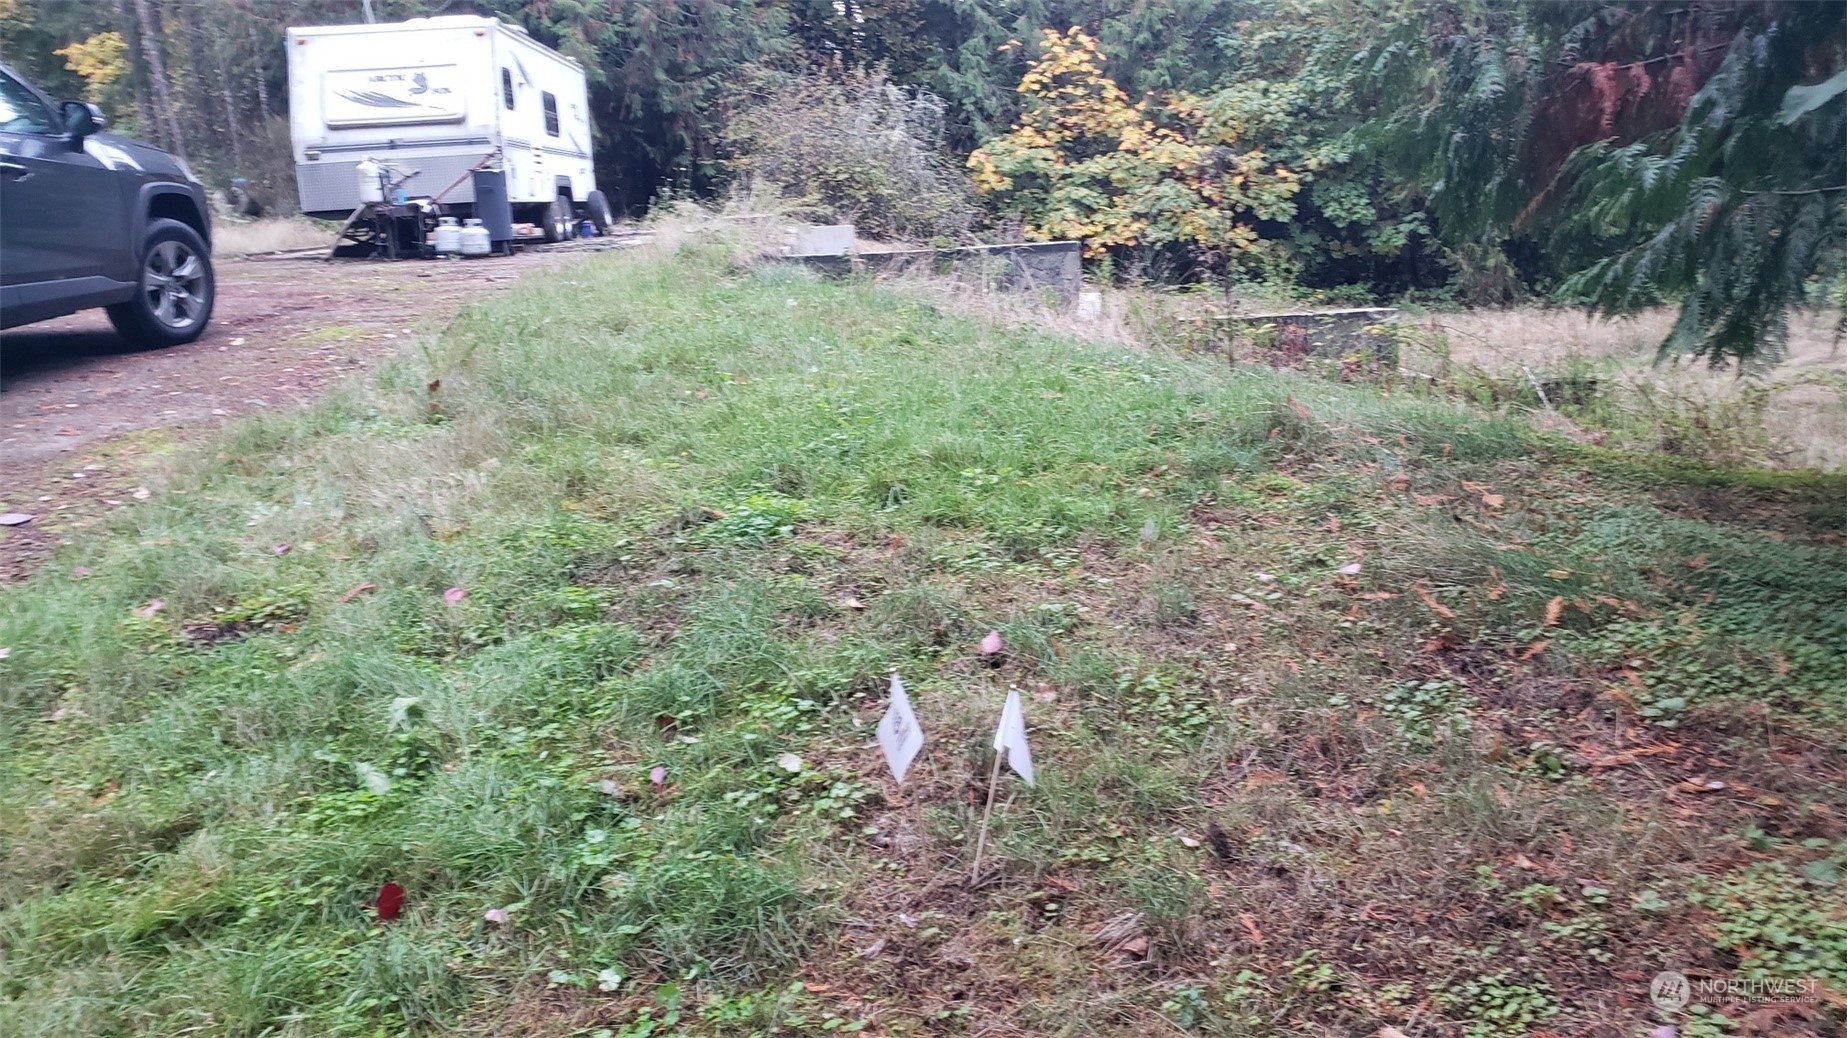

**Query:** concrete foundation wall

left=1215, top=307, right=1400, bottom=378
left=786, top=241, right=1083, bottom=303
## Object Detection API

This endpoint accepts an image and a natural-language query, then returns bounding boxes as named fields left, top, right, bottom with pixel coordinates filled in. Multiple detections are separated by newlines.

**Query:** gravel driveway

left=0, top=243, right=618, bottom=579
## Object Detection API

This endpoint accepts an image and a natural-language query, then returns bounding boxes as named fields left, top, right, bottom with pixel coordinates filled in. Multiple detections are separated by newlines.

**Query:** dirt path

left=0, top=242, right=626, bottom=580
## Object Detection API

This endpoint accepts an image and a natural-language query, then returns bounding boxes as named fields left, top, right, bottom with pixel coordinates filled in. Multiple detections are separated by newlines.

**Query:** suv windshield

left=0, top=70, right=55, bottom=133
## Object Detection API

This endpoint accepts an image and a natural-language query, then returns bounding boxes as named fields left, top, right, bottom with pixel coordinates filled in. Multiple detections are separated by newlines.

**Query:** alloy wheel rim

left=141, top=240, right=206, bottom=329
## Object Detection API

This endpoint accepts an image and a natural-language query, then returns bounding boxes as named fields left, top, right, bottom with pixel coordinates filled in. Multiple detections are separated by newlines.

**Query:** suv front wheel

left=107, top=218, right=214, bottom=347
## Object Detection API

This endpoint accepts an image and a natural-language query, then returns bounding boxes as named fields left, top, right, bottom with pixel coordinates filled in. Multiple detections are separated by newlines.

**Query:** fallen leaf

left=375, top=881, right=405, bottom=921
left=978, top=630, right=1004, bottom=655
left=135, top=598, right=165, bottom=618
left=484, top=907, right=509, bottom=924
left=1589, top=743, right=1681, bottom=769
left=1253, top=571, right=1276, bottom=583
left=132, top=487, right=151, bottom=500
left=1120, top=936, right=1149, bottom=957
left=858, top=938, right=888, bottom=959
left=649, top=765, right=667, bottom=791
left=1338, top=562, right=1361, bottom=576
left=1412, top=493, right=1450, bottom=506
left=1241, top=768, right=1288, bottom=789
left=1481, top=492, right=1505, bottom=509
left=1675, top=778, right=1727, bottom=794
left=442, top=586, right=466, bottom=606
left=1517, top=639, right=1550, bottom=660
left=1354, top=591, right=1396, bottom=601
left=1237, top=912, right=1265, bottom=945
left=1543, top=596, right=1564, bottom=627
left=337, top=582, right=376, bottom=603
left=1413, top=582, right=1455, bottom=618
left=1380, top=1028, right=1411, bottom=1038
left=71, top=566, right=90, bottom=578
left=840, top=596, right=866, bottom=610
left=1545, top=568, right=1572, bottom=580
left=0, top=513, right=35, bottom=526
left=272, top=543, right=290, bottom=555
left=777, top=753, right=804, bottom=773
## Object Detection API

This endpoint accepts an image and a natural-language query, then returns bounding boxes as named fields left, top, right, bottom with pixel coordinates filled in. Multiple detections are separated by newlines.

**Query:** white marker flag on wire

left=877, top=672, right=925, bottom=783
left=992, top=688, right=1035, bottom=786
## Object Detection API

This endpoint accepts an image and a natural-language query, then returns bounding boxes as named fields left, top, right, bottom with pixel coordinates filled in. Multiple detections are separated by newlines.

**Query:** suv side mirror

left=60, top=100, right=104, bottom=144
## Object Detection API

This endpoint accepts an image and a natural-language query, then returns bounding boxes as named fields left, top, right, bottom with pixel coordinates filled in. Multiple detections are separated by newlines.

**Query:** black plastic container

left=470, top=168, right=514, bottom=254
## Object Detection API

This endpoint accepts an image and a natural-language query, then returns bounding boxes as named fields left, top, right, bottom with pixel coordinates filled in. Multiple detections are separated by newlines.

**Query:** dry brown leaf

left=1589, top=743, right=1681, bottom=769
left=1237, top=913, right=1265, bottom=945
left=1412, top=493, right=1450, bottom=507
left=1481, top=492, right=1505, bottom=509
left=1242, top=768, right=1289, bottom=789
left=1517, top=639, right=1549, bottom=660
left=1413, top=582, right=1455, bottom=618
left=1542, top=595, right=1564, bottom=627
left=337, top=582, right=377, bottom=604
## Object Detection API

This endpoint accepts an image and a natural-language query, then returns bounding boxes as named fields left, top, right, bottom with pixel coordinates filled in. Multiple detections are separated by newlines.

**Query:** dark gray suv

left=0, top=61, right=214, bottom=347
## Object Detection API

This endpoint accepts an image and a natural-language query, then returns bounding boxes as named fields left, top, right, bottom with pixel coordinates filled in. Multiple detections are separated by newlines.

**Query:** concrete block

left=791, top=224, right=855, bottom=257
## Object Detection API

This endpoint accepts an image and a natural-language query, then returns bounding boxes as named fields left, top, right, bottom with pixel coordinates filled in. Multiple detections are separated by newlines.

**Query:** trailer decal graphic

left=323, top=65, right=466, bottom=127
left=335, top=90, right=425, bottom=109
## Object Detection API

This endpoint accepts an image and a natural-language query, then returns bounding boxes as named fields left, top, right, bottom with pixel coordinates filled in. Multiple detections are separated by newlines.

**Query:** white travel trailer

left=286, top=15, right=612, bottom=240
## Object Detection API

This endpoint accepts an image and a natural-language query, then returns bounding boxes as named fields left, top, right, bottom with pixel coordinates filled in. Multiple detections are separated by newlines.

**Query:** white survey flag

left=992, top=688, right=1035, bottom=786
left=876, top=672, right=925, bottom=783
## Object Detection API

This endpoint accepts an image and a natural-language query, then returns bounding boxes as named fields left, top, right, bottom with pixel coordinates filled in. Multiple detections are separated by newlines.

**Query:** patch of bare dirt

left=0, top=247, right=603, bottom=580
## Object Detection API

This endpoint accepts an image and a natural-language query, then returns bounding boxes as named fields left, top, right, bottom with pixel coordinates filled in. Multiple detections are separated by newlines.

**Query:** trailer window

left=501, top=68, right=514, bottom=110
left=542, top=91, right=559, bottom=136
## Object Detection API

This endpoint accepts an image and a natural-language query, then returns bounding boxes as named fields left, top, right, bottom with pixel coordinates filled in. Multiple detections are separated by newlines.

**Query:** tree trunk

left=182, top=3, right=215, bottom=155
left=220, top=81, right=243, bottom=170
left=130, top=0, right=186, bottom=158
left=249, top=24, right=271, bottom=121
left=114, top=0, right=160, bottom=146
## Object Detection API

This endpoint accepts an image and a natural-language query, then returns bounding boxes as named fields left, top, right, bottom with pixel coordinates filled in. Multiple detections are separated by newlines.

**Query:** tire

left=542, top=195, right=572, bottom=243
left=586, top=190, right=615, bottom=236
left=106, top=218, right=214, bottom=348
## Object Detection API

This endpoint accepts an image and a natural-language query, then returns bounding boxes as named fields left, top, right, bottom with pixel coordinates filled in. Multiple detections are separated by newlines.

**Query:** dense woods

left=2, top=0, right=1841, bottom=364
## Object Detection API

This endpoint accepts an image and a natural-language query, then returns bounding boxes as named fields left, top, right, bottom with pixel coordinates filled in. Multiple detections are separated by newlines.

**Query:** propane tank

left=356, top=157, right=384, bottom=204
left=433, top=217, right=462, bottom=256
left=460, top=218, right=492, bottom=257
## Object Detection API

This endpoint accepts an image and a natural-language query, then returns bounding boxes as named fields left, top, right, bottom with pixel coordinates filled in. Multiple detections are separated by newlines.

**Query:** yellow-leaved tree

left=54, top=31, right=131, bottom=116
left=968, top=27, right=1304, bottom=265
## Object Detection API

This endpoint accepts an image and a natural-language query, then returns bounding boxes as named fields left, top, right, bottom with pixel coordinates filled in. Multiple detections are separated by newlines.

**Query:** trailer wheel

left=542, top=195, right=573, bottom=243
left=587, top=190, right=615, bottom=236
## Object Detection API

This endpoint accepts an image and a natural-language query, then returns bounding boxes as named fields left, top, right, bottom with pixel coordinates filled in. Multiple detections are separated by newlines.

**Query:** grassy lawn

left=3, top=238, right=1845, bottom=1037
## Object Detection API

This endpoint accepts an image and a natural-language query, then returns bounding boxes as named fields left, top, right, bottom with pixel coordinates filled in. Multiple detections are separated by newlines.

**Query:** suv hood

left=82, top=131, right=193, bottom=181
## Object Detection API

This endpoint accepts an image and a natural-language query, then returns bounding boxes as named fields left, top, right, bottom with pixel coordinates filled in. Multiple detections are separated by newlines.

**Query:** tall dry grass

left=212, top=217, right=334, bottom=257
left=1423, top=307, right=1847, bottom=470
